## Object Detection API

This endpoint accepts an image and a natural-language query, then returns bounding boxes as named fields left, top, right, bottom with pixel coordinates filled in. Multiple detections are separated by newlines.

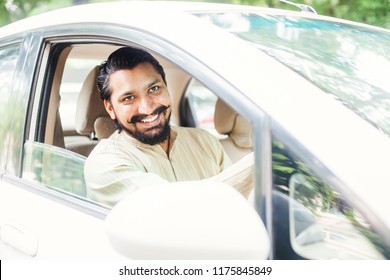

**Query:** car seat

left=214, top=98, right=253, bottom=162
left=67, top=66, right=116, bottom=156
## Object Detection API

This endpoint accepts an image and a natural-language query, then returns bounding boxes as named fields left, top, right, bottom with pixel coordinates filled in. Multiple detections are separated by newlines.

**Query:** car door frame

left=29, top=23, right=274, bottom=219
left=1, top=21, right=274, bottom=258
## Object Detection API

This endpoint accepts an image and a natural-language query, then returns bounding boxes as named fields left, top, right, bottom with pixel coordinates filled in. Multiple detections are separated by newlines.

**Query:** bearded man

left=84, top=47, right=233, bottom=207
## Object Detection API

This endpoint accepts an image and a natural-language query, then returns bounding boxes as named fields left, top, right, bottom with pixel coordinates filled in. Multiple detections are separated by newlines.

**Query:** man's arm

left=207, top=152, right=254, bottom=198
left=84, top=153, right=168, bottom=207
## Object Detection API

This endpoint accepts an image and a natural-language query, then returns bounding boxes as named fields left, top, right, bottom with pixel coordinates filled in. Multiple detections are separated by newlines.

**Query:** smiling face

left=104, top=62, right=171, bottom=145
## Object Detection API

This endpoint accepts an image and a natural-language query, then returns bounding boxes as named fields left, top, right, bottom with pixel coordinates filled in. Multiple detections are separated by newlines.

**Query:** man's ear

left=104, top=99, right=116, bottom=120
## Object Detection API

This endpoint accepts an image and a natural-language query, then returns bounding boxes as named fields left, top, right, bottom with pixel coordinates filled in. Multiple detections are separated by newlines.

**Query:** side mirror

left=288, top=173, right=385, bottom=259
left=105, top=181, right=270, bottom=259
left=289, top=173, right=322, bottom=249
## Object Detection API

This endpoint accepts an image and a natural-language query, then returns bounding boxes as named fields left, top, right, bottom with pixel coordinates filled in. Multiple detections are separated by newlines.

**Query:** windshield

left=196, top=12, right=390, bottom=136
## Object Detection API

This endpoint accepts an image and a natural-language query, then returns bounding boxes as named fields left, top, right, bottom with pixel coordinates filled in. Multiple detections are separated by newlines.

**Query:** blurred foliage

left=0, top=0, right=389, bottom=28
left=272, top=140, right=336, bottom=213
left=244, top=0, right=390, bottom=28
left=312, top=0, right=390, bottom=28
left=0, top=0, right=81, bottom=26
left=0, top=0, right=58, bottom=25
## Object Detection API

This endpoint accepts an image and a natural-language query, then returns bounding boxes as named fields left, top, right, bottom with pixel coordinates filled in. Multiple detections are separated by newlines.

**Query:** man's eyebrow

left=147, top=78, right=162, bottom=88
left=116, top=78, right=163, bottom=99
left=118, top=90, right=134, bottom=98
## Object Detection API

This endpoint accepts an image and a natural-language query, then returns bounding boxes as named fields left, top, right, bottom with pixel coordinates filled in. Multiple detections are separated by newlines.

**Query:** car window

left=20, top=43, right=109, bottom=202
left=272, top=138, right=390, bottom=260
left=184, top=78, right=222, bottom=138
left=21, top=40, right=255, bottom=208
left=184, top=78, right=254, bottom=168
left=60, top=57, right=102, bottom=132
left=22, top=141, right=87, bottom=197
left=0, top=44, right=20, bottom=171
left=197, top=12, right=390, bottom=137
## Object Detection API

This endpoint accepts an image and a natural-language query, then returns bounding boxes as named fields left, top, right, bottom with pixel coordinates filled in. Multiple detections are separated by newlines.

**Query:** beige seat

left=214, top=99, right=253, bottom=162
left=66, top=66, right=116, bottom=156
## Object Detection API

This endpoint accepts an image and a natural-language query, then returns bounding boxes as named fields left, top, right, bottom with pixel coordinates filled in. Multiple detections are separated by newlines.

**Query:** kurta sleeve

left=84, top=141, right=168, bottom=207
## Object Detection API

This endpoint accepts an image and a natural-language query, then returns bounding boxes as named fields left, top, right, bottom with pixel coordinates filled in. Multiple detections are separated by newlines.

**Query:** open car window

left=21, top=41, right=255, bottom=208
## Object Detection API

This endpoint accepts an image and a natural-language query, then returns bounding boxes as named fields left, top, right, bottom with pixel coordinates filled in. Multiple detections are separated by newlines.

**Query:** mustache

left=127, top=105, right=170, bottom=124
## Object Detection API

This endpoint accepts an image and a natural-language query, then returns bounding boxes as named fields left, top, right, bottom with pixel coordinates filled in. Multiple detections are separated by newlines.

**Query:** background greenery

left=1, top=0, right=389, bottom=29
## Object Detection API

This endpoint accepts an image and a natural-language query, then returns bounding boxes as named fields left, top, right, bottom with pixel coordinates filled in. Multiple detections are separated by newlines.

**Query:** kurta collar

left=117, top=126, right=179, bottom=152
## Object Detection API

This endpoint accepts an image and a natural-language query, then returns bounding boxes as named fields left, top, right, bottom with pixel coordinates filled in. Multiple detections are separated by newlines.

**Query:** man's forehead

left=112, top=63, right=161, bottom=79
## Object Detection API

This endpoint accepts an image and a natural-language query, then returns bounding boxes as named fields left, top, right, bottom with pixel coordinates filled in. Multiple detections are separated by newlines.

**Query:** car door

left=270, top=126, right=390, bottom=259
left=182, top=68, right=390, bottom=260
left=0, top=35, right=43, bottom=259
left=0, top=31, right=123, bottom=259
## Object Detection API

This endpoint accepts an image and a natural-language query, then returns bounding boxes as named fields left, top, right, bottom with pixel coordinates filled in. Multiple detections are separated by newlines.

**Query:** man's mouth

left=128, top=105, right=170, bottom=124
left=140, top=114, right=159, bottom=123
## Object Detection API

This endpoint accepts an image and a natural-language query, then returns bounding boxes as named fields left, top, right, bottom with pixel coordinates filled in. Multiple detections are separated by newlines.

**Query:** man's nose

left=137, top=95, right=155, bottom=115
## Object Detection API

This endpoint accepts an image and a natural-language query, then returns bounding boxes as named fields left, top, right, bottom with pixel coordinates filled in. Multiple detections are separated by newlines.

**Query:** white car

left=0, top=1, right=389, bottom=260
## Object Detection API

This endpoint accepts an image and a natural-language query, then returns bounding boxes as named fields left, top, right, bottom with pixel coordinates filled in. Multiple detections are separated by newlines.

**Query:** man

left=84, top=46, right=251, bottom=207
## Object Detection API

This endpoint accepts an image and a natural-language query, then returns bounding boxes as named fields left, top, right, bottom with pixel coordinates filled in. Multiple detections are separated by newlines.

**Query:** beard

left=117, top=105, right=171, bottom=145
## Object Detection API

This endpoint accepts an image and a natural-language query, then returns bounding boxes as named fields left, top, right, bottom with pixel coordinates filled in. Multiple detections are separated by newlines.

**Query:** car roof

left=0, top=2, right=265, bottom=37
left=1, top=0, right=387, bottom=38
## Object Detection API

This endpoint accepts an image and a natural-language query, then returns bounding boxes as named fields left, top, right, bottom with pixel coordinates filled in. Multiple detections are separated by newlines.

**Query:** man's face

left=104, top=63, right=171, bottom=145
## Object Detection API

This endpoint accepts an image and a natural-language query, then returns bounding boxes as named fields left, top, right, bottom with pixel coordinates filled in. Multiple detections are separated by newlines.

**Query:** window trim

left=4, top=32, right=42, bottom=177
left=20, top=24, right=274, bottom=234
left=0, top=42, right=22, bottom=172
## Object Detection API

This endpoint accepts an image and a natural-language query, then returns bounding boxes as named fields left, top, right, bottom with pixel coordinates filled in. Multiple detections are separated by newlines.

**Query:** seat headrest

left=94, top=116, right=116, bottom=139
left=214, top=98, right=252, bottom=148
left=75, top=66, right=111, bottom=136
left=214, top=98, right=237, bottom=135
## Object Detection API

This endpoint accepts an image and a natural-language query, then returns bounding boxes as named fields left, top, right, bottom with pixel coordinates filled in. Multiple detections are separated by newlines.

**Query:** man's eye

left=149, top=86, right=159, bottom=93
left=123, top=95, right=135, bottom=102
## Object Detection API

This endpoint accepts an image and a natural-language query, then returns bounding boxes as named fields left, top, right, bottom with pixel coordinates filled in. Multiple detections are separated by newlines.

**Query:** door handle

left=0, top=224, right=38, bottom=256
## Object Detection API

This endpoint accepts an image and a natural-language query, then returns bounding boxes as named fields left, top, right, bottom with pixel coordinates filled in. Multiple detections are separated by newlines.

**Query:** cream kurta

left=84, top=126, right=232, bottom=206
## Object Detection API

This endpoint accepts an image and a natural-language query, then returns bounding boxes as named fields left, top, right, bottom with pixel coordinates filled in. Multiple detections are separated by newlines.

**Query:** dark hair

left=96, top=46, right=167, bottom=100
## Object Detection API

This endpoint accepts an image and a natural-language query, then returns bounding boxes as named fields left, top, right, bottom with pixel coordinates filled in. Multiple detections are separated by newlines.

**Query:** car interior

left=43, top=43, right=189, bottom=155
left=44, top=43, right=253, bottom=159
left=23, top=42, right=253, bottom=201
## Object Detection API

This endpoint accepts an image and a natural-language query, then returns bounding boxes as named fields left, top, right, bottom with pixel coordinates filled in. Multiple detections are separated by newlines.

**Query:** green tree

left=0, top=0, right=83, bottom=26
left=223, top=0, right=390, bottom=28
left=312, top=0, right=390, bottom=28
left=1, top=0, right=49, bottom=25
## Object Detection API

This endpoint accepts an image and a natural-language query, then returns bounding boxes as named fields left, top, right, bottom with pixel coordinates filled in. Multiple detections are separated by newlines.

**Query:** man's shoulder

left=87, top=131, right=128, bottom=157
left=173, top=126, right=213, bottom=138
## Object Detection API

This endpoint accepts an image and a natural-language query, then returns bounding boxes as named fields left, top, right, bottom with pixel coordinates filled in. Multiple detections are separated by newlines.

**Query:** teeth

left=141, top=114, right=158, bottom=123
